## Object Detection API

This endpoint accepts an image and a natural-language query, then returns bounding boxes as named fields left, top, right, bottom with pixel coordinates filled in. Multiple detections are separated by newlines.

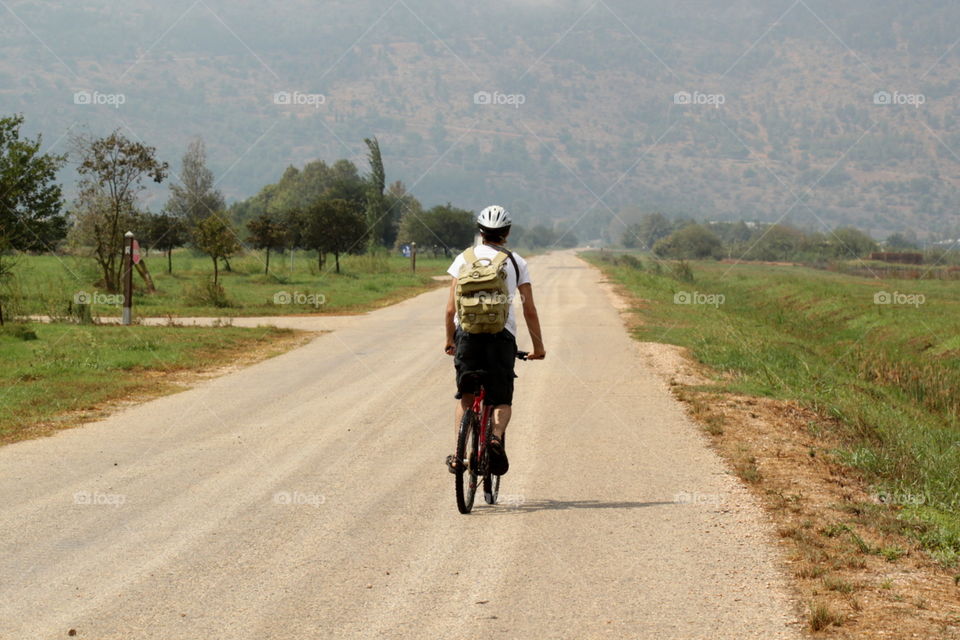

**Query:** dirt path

left=0, top=251, right=802, bottom=639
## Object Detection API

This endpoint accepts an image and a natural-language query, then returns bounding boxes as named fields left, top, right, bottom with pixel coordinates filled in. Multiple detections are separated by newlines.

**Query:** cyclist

left=444, top=205, right=545, bottom=476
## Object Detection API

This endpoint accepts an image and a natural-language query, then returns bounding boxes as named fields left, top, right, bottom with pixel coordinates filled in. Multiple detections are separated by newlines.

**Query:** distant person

left=444, top=205, right=545, bottom=475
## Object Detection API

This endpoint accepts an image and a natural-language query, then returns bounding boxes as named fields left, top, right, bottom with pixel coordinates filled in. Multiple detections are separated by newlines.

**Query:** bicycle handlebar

left=516, top=351, right=529, bottom=360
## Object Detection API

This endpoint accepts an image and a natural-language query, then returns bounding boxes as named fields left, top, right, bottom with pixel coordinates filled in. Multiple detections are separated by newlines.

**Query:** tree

left=653, top=224, right=723, bottom=259
left=364, top=137, right=386, bottom=249
left=193, top=215, right=241, bottom=284
left=829, top=227, right=877, bottom=258
left=0, top=237, right=15, bottom=325
left=143, top=212, right=186, bottom=274
left=303, top=199, right=366, bottom=273
left=527, top=224, right=558, bottom=249
left=0, top=114, right=66, bottom=251
left=74, top=131, right=168, bottom=291
left=228, top=158, right=367, bottom=231
left=637, top=212, right=673, bottom=249
left=164, top=138, right=224, bottom=227
left=556, top=230, right=579, bottom=248
left=622, top=223, right=644, bottom=248
left=384, top=180, right=419, bottom=248
left=246, top=213, right=288, bottom=274
left=885, top=232, right=917, bottom=250
left=396, top=204, right=475, bottom=257
left=744, top=224, right=807, bottom=261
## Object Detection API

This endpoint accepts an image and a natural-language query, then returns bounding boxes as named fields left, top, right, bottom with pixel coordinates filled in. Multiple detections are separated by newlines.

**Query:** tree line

left=2, top=114, right=571, bottom=304
left=621, top=212, right=915, bottom=263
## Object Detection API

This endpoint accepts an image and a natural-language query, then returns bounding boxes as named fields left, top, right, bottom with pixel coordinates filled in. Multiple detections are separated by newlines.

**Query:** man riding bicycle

left=444, top=205, right=546, bottom=476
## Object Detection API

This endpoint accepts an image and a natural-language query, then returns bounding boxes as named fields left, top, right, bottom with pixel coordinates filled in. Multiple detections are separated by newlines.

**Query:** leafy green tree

left=637, top=213, right=673, bottom=249
left=396, top=203, right=474, bottom=257
left=303, top=198, right=366, bottom=273
left=885, top=232, right=917, bottom=250
left=653, top=224, right=723, bottom=259
left=829, top=227, right=877, bottom=258
left=0, top=114, right=66, bottom=251
left=526, top=224, right=559, bottom=249
left=229, top=159, right=367, bottom=231
left=142, top=212, right=186, bottom=274
left=743, top=224, right=807, bottom=261
left=193, top=215, right=241, bottom=284
left=246, top=213, right=288, bottom=274
left=74, top=131, right=168, bottom=292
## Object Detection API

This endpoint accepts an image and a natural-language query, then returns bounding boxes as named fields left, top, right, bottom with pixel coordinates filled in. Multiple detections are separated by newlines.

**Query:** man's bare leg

left=455, top=394, right=473, bottom=438
left=492, top=405, right=511, bottom=439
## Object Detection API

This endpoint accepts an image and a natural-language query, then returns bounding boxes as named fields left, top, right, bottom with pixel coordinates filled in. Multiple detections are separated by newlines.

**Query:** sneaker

left=488, top=435, right=509, bottom=476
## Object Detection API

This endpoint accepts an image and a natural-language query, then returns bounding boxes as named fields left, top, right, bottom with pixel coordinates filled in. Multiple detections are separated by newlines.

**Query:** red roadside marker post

left=122, top=231, right=134, bottom=325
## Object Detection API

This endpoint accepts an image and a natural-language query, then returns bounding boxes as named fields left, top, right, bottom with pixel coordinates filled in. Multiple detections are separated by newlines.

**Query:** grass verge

left=0, top=322, right=310, bottom=444
left=586, top=250, right=960, bottom=637
left=4, top=250, right=451, bottom=318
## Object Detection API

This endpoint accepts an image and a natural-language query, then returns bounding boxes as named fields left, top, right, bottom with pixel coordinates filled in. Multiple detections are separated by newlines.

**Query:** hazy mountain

left=3, top=0, right=960, bottom=241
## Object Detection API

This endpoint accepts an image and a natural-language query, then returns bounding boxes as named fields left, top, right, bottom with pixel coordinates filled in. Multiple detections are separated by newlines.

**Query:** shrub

left=184, top=279, right=234, bottom=308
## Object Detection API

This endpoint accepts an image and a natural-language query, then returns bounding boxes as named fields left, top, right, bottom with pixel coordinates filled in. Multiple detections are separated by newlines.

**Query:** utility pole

left=122, top=231, right=134, bottom=325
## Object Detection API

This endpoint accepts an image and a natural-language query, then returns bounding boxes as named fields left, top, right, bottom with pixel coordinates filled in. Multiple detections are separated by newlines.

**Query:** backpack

left=456, top=246, right=518, bottom=334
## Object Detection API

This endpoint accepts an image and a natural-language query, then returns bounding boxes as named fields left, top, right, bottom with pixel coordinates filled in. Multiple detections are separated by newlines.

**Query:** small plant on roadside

left=880, top=546, right=906, bottom=562
left=670, top=260, right=694, bottom=282
left=808, top=601, right=844, bottom=631
left=734, top=447, right=761, bottom=483
left=0, top=323, right=37, bottom=340
left=823, top=575, right=856, bottom=593
left=704, top=413, right=725, bottom=435
left=184, top=279, right=234, bottom=308
left=796, top=563, right=827, bottom=579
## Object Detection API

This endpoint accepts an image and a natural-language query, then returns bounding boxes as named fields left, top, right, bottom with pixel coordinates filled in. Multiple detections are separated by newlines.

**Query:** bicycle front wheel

left=455, top=409, right=479, bottom=514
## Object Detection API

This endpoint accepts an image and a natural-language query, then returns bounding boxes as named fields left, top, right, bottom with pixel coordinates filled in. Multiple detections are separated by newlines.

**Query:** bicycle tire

left=455, top=409, right=479, bottom=514
left=483, top=473, right=500, bottom=505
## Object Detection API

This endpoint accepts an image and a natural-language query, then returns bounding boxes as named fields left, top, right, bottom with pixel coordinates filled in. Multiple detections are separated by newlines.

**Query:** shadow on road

left=472, top=498, right=676, bottom=515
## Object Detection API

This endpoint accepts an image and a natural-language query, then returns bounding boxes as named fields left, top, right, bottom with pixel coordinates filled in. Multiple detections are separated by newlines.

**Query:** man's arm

left=444, top=277, right=457, bottom=355
left=518, top=282, right=545, bottom=359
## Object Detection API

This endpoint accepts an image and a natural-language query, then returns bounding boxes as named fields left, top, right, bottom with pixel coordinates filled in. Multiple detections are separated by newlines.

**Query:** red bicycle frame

left=471, top=386, right=493, bottom=464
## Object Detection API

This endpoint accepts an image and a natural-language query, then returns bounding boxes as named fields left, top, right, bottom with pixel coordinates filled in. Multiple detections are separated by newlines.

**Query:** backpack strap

left=463, top=246, right=478, bottom=265
left=485, top=244, right=520, bottom=282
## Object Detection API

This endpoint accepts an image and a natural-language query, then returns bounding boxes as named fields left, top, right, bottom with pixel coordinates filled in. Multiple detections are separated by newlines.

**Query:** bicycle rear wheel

left=455, top=409, right=479, bottom=514
left=483, top=473, right=500, bottom=505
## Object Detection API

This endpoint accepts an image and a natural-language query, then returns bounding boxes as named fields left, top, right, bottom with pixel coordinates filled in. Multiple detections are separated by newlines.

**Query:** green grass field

left=585, top=251, right=960, bottom=563
left=3, top=249, right=452, bottom=318
left=0, top=322, right=298, bottom=442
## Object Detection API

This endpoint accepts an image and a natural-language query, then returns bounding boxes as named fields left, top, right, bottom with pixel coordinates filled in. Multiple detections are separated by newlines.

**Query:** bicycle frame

left=471, top=387, right=493, bottom=466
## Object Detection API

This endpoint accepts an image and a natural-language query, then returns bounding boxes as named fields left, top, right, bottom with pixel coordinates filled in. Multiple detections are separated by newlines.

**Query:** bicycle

left=454, top=350, right=528, bottom=514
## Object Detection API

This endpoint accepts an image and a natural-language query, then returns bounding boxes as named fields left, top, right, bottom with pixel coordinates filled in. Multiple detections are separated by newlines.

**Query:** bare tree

left=164, top=138, right=224, bottom=227
left=74, top=131, right=168, bottom=292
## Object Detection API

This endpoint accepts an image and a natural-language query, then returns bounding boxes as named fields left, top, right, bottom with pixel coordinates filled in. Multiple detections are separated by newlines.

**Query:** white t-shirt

left=448, top=244, right=531, bottom=337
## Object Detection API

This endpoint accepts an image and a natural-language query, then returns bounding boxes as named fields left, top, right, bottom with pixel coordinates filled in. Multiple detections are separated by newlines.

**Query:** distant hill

left=3, top=0, right=960, bottom=240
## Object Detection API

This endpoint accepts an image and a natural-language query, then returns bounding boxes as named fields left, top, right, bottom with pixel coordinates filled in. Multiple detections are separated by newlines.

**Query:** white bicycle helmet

left=477, top=205, right=512, bottom=229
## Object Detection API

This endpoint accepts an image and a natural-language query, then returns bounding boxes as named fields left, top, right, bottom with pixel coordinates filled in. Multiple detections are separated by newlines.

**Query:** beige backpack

left=456, top=246, right=516, bottom=334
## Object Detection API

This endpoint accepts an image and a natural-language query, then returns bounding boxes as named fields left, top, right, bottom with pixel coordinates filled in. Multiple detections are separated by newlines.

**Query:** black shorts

left=453, top=328, right=518, bottom=406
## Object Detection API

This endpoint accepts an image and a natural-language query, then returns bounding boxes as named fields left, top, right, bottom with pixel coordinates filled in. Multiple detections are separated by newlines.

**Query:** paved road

left=0, top=251, right=801, bottom=639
